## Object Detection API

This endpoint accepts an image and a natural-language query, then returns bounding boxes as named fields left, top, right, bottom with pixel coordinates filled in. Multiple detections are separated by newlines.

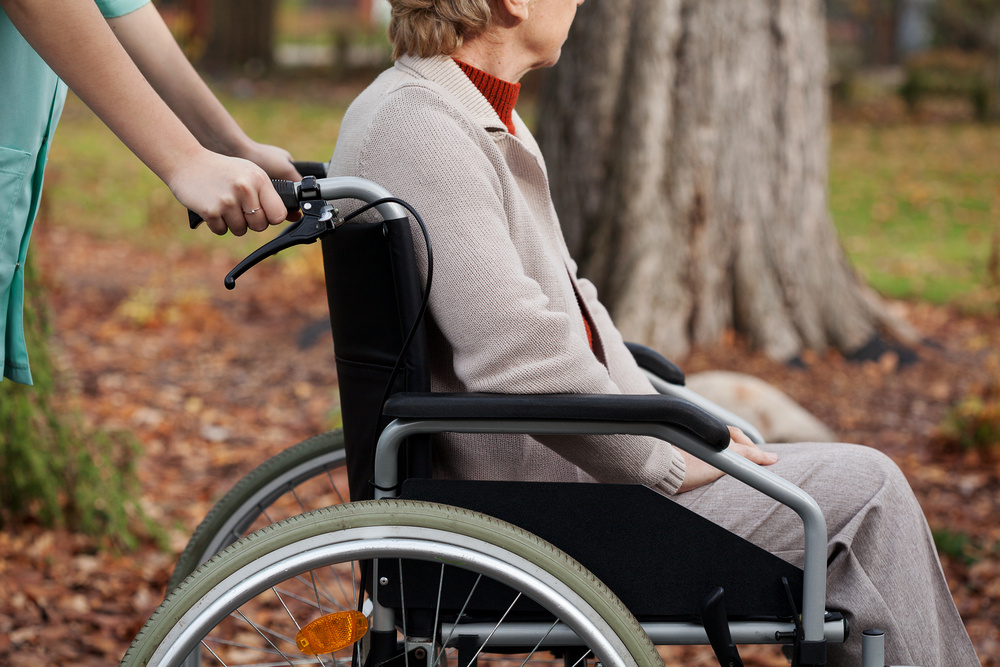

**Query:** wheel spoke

left=234, top=609, right=297, bottom=667
left=398, top=560, right=411, bottom=667
left=434, top=573, right=482, bottom=667
left=517, top=619, right=561, bottom=667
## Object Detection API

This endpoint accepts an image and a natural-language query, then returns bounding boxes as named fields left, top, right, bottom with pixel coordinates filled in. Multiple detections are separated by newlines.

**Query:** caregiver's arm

left=106, top=3, right=300, bottom=183
left=0, top=0, right=286, bottom=236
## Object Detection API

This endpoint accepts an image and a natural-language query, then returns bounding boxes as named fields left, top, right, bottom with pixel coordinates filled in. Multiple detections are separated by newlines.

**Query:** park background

left=1, top=0, right=1000, bottom=664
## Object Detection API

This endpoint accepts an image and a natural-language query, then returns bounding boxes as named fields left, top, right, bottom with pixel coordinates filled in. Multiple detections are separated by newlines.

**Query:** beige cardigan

left=330, top=55, right=687, bottom=494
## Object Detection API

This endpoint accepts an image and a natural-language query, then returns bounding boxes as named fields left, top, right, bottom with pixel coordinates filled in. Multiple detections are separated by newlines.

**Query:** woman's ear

left=498, top=0, right=531, bottom=22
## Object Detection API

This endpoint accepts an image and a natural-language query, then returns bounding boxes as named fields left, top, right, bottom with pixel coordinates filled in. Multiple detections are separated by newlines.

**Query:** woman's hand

left=169, top=149, right=290, bottom=236
left=677, top=426, right=777, bottom=493
left=239, top=141, right=302, bottom=181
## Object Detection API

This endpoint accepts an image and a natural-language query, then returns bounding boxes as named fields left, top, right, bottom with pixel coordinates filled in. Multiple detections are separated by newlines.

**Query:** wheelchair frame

left=373, top=415, right=831, bottom=649
left=123, top=174, right=906, bottom=667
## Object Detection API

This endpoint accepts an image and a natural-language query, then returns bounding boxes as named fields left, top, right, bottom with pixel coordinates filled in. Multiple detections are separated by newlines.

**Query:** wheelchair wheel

left=169, top=429, right=347, bottom=591
left=124, top=500, right=660, bottom=667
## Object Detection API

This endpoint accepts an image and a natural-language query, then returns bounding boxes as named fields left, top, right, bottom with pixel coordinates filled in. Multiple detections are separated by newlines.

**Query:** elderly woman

left=329, top=1, right=980, bottom=664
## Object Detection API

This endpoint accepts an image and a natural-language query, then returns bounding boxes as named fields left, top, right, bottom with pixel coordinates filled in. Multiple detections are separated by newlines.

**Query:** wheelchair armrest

left=625, top=342, right=686, bottom=386
left=382, top=392, right=731, bottom=451
left=625, top=342, right=766, bottom=445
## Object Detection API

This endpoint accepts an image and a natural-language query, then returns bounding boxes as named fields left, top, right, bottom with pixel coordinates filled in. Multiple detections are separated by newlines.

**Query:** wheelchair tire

left=168, top=429, right=347, bottom=591
left=124, top=500, right=660, bottom=667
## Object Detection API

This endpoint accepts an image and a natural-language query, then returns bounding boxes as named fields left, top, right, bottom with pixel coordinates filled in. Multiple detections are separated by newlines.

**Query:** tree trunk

left=537, top=0, right=893, bottom=362
left=203, top=0, right=276, bottom=75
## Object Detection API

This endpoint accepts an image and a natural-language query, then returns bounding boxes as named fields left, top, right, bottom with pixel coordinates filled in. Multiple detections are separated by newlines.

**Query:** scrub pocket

left=0, top=145, right=34, bottom=279
left=0, top=145, right=35, bottom=383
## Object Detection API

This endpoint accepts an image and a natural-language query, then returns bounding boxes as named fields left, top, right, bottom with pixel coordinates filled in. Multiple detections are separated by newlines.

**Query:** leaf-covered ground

left=2, top=223, right=998, bottom=665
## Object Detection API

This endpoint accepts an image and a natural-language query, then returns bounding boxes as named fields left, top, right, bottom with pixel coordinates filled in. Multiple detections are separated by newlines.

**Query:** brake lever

left=224, top=201, right=340, bottom=290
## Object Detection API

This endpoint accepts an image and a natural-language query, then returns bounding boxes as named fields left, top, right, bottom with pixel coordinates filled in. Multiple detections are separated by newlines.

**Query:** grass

left=829, top=123, right=1000, bottom=311
left=42, top=80, right=1000, bottom=311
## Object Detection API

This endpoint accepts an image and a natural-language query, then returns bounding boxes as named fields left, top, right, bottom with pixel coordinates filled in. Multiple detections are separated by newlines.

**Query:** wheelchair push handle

left=187, top=178, right=302, bottom=230
left=213, top=172, right=409, bottom=290
left=186, top=160, right=328, bottom=229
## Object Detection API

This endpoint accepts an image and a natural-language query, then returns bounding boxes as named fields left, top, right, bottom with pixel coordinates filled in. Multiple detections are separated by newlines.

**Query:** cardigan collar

left=453, top=60, right=520, bottom=135
left=394, top=55, right=516, bottom=135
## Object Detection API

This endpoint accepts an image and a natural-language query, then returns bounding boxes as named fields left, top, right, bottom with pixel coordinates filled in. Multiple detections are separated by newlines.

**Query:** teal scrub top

left=0, top=0, right=149, bottom=383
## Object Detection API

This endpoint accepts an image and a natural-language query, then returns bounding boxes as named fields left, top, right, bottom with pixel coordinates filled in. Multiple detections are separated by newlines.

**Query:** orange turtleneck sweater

left=454, top=59, right=520, bottom=135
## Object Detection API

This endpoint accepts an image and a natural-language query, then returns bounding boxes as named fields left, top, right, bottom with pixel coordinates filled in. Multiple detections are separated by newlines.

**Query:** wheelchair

left=122, top=173, right=898, bottom=667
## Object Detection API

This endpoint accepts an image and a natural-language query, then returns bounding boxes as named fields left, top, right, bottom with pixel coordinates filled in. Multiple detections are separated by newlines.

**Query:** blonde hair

left=388, top=0, right=493, bottom=60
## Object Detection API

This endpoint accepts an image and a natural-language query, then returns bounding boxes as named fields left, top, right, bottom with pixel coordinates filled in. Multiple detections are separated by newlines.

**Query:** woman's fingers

left=728, top=426, right=777, bottom=465
left=730, top=440, right=778, bottom=466
left=727, top=425, right=754, bottom=447
left=257, top=178, right=289, bottom=227
left=222, top=208, right=249, bottom=236
left=676, top=432, right=777, bottom=494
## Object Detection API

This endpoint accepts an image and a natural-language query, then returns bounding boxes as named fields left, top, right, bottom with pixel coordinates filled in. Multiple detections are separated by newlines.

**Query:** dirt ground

left=1, top=223, right=998, bottom=665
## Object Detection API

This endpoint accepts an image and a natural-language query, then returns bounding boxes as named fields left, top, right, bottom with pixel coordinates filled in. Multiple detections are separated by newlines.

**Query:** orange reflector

left=296, top=610, right=369, bottom=655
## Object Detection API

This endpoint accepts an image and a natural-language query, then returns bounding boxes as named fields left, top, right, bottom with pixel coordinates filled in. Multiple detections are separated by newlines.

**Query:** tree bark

left=537, top=0, right=890, bottom=362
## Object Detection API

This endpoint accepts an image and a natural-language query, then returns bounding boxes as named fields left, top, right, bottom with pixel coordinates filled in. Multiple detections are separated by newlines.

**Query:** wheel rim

left=140, top=513, right=650, bottom=667
left=170, top=432, right=349, bottom=594
left=201, top=450, right=349, bottom=558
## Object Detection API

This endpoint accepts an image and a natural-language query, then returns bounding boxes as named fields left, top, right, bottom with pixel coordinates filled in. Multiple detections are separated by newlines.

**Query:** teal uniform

left=0, top=0, right=148, bottom=383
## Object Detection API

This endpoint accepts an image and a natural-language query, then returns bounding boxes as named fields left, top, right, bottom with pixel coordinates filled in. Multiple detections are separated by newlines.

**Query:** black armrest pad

left=625, top=342, right=685, bottom=386
left=382, top=392, right=731, bottom=451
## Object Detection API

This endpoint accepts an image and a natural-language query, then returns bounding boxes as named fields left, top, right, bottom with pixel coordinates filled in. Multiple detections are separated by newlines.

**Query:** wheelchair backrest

left=321, top=217, right=431, bottom=501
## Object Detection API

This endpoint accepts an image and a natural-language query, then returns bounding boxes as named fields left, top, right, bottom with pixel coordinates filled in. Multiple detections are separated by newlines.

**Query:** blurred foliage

left=935, top=354, right=1000, bottom=454
left=933, top=527, right=979, bottom=565
left=0, top=258, right=155, bottom=550
left=160, top=0, right=391, bottom=75
left=900, top=49, right=997, bottom=120
left=159, top=2, right=206, bottom=62
left=928, top=0, right=1000, bottom=52
left=899, top=0, right=1000, bottom=119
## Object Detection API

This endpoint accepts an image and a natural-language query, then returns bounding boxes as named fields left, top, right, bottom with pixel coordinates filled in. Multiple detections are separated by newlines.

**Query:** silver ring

left=243, top=207, right=261, bottom=215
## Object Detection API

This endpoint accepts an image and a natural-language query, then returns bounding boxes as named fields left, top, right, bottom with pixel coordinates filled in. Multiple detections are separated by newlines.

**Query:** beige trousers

left=672, top=442, right=980, bottom=667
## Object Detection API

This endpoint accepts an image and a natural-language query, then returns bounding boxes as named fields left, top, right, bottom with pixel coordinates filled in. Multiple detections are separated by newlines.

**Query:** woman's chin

left=535, top=50, right=562, bottom=70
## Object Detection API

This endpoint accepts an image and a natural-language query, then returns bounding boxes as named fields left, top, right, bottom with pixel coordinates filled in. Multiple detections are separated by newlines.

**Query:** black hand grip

left=292, top=161, right=329, bottom=178
left=271, top=179, right=299, bottom=211
left=187, top=179, right=301, bottom=229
